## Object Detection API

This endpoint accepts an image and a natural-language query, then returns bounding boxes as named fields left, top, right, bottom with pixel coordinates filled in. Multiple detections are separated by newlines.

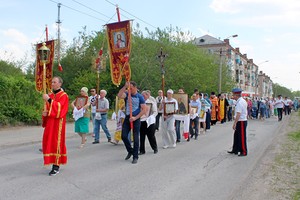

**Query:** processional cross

left=157, top=47, right=167, bottom=97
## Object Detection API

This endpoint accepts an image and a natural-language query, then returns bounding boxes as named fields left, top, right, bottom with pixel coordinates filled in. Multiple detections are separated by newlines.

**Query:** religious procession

left=35, top=9, right=299, bottom=177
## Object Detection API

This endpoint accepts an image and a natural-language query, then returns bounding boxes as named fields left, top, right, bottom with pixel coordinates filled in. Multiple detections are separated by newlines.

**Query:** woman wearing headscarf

left=71, top=87, right=91, bottom=148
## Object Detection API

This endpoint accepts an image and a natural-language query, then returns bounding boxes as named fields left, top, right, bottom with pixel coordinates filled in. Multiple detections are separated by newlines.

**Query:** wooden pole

left=45, top=25, right=48, bottom=41
left=116, top=5, right=133, bottom=130
left=43, top=62, right=47, bottom=112
left=158, top=47, right=167, bottom=97
left=116, top=5, right=121, bottom=22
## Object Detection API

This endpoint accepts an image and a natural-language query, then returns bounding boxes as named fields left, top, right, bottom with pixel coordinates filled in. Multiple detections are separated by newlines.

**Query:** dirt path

left=233, top=112, right=300, bottom=200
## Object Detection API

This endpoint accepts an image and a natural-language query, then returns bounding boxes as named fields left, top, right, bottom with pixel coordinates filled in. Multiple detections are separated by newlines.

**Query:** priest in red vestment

left=42, top=76, right=69, bottom=176
left=210, top=92, right=219, bottom=126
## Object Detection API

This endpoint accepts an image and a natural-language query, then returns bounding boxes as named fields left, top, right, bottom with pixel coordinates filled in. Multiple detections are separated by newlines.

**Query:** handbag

left=183, top=132, right=189, bottom=140
left=114, top=130, right=122, bottom=141
left=200, top=110, right=205, bottom=118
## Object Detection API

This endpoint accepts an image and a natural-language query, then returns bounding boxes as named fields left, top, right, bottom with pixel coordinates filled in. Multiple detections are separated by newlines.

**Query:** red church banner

left=35, top=40, right=55, bottom=92
left=106, top=20, right=131, bottom=86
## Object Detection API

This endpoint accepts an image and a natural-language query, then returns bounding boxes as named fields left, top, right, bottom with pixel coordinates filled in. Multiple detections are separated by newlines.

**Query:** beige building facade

left=194, top=34, right=273, bottom=98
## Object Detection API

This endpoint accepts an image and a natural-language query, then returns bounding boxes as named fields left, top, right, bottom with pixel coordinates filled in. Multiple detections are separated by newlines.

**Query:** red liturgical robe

left=210, top=97, right=219, bottom=121
left=42, top=90, right=69, bottom=166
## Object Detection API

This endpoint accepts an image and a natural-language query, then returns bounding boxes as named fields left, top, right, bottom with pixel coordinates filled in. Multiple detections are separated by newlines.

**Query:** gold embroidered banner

left=106, top=20, right=131, bottom=86
left=35, top=40, right=55, bottom=92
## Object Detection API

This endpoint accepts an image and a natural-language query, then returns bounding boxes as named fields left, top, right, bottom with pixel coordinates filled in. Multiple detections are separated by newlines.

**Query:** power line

left=104, top=0, right=157, bottom=29
left=49, top=0, right=158, bottom=30
left=119, top=7, right=157, bottom=29
left=49, top=0, right=107, bottom=22
left=71, top=0, right=111, bottom=20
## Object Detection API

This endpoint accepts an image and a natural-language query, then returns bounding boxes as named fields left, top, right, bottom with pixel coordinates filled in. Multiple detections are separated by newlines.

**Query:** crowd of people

left=245, top=95, right=299, bottom=121
left=41, top=76, right=299, bottom=176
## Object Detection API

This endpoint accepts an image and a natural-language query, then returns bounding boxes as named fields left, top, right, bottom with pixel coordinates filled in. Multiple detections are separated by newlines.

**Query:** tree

left=273, top=83, right=294, bottom=99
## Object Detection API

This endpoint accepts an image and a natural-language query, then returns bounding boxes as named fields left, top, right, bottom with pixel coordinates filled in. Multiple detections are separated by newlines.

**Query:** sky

left=1, top=0, right=300, bottom=91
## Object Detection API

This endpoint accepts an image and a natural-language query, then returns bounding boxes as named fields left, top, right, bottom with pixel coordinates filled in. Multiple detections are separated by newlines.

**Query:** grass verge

left=272, top=112, right=300, bottom=199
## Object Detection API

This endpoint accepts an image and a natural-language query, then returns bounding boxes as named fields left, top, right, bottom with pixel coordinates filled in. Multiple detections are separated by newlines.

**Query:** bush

left=0, top=71, right=43, bottom=126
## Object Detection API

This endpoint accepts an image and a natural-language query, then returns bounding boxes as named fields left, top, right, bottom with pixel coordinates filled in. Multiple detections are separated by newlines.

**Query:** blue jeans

left=122, top=116, right=141, bottom=159
left=265, top=108, right=270, bottom=118
left=91, top=113, right=96, bottom=129
left=94, top=114, right=111, bottom=141
left=227, top=107, right=232, bottom=121
left=175, top=120, right=181, bottom=141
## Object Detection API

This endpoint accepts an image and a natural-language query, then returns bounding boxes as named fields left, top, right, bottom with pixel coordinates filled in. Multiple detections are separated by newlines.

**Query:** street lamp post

left=257, top=60, right=269, bottom=65
left=38, top=42, right=50, bottom=111
left=218, top=34, right=238, bottom=94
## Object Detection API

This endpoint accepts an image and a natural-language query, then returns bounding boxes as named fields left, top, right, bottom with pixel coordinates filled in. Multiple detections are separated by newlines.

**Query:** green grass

left=293, top=190, right=300, bottom=200
left=272, top=111, right=300, bottom=199
left=288, top=131, right=300, bottom=141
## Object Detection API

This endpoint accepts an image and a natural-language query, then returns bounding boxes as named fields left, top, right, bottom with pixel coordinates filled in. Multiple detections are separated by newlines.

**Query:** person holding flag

left=117, top=81, right=147, bottom=164
left=42, top=76, right=69, bottom=176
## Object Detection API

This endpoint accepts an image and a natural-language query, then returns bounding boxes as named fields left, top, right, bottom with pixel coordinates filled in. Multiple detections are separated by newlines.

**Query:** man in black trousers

left=228, top=88, right=248, bottom=156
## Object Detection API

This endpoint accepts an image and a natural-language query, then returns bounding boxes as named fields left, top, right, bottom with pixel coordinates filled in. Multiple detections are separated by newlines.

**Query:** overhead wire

left=71, top=0, right=112, bottom=20
left=49, top=0, right=107, bottom=22
left=49, top=0, right=158, bottom=31
left=104, top=0, right=157, bottom=29
left=38, top=27, right=46, bottom=42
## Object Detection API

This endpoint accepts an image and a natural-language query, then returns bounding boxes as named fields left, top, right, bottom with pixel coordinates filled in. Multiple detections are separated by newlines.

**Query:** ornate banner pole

left=38, top=43, right=50, bottom=111
left=115, top=6, right=133, bottom=130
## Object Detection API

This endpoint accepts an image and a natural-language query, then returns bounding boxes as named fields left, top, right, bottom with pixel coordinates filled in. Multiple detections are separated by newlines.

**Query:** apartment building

left=193, top=34, right=273, bottom=98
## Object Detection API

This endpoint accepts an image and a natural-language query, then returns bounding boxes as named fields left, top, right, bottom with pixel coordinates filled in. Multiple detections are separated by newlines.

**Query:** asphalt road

left=0, top=116, right=286, bottom=200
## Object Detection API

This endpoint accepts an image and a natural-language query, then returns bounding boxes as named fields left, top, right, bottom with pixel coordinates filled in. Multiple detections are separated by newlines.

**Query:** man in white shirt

left=228, top=88, right=248, bottom=157
left=274, top=95, right=284, bottom=121
left=139, top=90, right=158, bottom=154
left=155, top=90, right=164, bottom=131
left=89, top=89, right=97, bottom=136
left=160, top=89, right=178, bottom=149
left=283, top=96, right=291, bottom=115
left=93, top=89, right=112, bottom=143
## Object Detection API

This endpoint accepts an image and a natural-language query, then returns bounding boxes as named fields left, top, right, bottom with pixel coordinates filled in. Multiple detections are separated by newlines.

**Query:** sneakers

left=49, top=170, right=59, bottom=176
left=172, top=144, right=176, bottom=148
left=108, top=138, right=112, bottom=143
left=92, top=140, right=99, bottom=144
left=163, top=145, right=168, bottom=149
left=132, top=158, right=138, bottom=164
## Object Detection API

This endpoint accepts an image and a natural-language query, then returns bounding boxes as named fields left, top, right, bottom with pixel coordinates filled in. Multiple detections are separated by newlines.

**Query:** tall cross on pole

left=157, top=47, right=167, bottom=97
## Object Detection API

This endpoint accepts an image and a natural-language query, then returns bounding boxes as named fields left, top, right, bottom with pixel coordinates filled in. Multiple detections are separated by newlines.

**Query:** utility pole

left=56, top=3, right=62, bottom=71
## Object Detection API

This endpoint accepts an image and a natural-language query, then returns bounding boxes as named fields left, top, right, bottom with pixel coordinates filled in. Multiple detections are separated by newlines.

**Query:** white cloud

left=210, top=0, right=300, bottom=13
left=210, top=0, right=300, bottom=27
left=1, top=28, right=29, bottom=45
left=196, top=27, right=213, bottom=37
left=0, top=28, right=32, bottom=62
left=287, top=52, right=300, bottom=60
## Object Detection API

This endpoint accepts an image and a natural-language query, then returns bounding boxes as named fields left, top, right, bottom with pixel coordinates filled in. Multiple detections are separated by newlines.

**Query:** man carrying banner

left=118, top=81, right=147, bottom=164
left=42, top=76, right=69, bottom=176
